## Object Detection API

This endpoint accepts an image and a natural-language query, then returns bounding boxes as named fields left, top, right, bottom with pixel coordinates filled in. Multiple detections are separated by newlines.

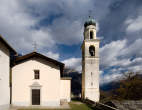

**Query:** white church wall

left=12, top=57, right=61, bottom=107
left=60, top=78, right=71, bottom=102
left=0, top=41, right=10, bottom=110
left=82, top=41, right=100, bottom=102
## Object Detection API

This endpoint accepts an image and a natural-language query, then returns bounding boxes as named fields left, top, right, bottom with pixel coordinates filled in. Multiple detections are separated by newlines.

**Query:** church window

left=90, top=31, right=93, bottom=39
left=89, top=46, right=95, bottom=56
left=34, top=70, right=40, bottom=79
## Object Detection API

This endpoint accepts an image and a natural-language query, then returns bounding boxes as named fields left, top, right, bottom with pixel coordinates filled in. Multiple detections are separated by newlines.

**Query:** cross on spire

left=89, top=10, right=93, bottom=18
left=33, top=41, right=37, bottom=52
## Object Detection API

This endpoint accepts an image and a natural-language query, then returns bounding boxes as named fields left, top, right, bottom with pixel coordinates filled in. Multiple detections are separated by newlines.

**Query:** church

left=0, top=17, right=100, bottom=109
left=11, top=52, right=71, bottom=106
left=0, top=36, right=71, bottom=109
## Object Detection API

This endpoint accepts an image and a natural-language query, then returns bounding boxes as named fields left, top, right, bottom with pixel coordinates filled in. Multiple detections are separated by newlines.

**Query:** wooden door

left=32, top=89, right=40, bottom=105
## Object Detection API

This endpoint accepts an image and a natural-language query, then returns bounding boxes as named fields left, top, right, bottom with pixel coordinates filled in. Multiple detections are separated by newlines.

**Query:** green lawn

left=18, top=101, right=93, bottom=110
left=69, top=102, right=93, bottom=110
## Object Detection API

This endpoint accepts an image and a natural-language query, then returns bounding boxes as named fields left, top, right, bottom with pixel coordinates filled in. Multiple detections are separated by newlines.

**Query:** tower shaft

left=82, top=20, right=100, bottom=102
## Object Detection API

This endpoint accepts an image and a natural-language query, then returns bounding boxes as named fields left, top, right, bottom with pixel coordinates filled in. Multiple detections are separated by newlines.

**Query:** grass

left=69, top=102, right=93, bottom=110
left=18, top=101, right=93, bottom=110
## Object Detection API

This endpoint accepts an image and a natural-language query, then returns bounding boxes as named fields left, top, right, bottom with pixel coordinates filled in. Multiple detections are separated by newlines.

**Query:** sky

left=0, top=0, right=142, bottom=84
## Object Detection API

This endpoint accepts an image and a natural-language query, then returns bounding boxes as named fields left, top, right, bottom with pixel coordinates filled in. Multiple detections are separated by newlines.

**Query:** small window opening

left=89, top=46, right=95, bottom=56
left=34, top=70, right=40, bottom=79
left=91, top=82, right=93, bottom=86
left=90, top=31, right=93, bottom=39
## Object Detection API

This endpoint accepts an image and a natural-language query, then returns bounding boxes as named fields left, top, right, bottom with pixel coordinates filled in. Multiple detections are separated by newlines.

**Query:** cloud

left=0, top=0, right=116, bottom=53
left=121, top=39, right=142, bottom=58
left=1, top=0, right=142, bottom=85
left=62, top=58, right=81, bottom=72
left=100, top=72, right=123, bottom=85
left=98, top=0, right=142, bottom=45
left=99, top=38, right=142, bottom=84
left=49, top=19, right=83, bottom=45
left=126, top=57, right=142, bottom=72
left=100, top=39, right=127, bottom=68
left=16, top=0, right=96, bottom=46
left=0, top=0, right=111, bottom=53
left=0, top=0, right=56, bottom=53
left=99, top=1, right=142, bottom=83
left=100, top=38, right=142, bottom=68
left=45, top=51, right=59, bottom=60
left=125, top=15, right=142, bottom=32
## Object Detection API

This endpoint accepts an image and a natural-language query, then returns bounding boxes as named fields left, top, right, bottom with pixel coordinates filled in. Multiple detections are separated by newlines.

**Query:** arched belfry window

left=89, top=46, right=95, bottom=56
left=90, top=31, right=93, bottom=39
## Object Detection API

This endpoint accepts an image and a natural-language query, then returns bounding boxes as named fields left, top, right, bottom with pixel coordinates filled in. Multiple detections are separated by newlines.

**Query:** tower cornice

left=83, top=39, right=100, bottom=42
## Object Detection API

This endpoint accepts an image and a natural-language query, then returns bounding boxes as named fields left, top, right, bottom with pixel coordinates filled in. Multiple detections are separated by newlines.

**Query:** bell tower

left=81, top=16, right=100, bottom=102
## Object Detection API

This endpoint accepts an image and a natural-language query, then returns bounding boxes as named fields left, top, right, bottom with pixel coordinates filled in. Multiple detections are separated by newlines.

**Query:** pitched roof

left=0, top=35, right=17, bottom=54
left=12, top=52, right=65, bottom=74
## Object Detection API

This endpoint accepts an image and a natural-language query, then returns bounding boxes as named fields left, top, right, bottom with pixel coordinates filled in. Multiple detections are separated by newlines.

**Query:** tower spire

left=89, top=10, right=93, bottom=18
left=84, top=12, right=96, bottom=28
left=33, top=41, right=37, bottom=52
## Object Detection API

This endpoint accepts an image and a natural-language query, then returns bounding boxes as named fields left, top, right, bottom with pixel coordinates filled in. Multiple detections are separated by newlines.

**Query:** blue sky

left=0, top=0, right=142, bottom=84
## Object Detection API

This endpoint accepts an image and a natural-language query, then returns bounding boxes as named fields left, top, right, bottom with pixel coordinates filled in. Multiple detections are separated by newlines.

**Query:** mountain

left=63, top=68, right=82, bottom=96
left=100, top=81, right=120, bottom=91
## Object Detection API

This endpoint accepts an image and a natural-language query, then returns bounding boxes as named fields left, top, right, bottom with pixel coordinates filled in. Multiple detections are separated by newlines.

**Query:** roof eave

left=0, top=35, right=17, bottom=54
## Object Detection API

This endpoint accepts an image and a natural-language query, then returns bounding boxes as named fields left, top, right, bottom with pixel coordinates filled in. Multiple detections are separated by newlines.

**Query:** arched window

left=89, top=46, right=95, bottom=56
left=90, top=31, right=93, bottom=39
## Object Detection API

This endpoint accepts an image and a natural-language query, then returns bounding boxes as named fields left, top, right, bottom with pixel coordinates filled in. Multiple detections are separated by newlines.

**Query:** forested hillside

left=100, top=72, right=142, bottom=101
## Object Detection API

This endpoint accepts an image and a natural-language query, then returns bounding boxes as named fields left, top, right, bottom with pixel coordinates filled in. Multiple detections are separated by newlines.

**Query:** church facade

left=12, top=52, right=71, bottom=107
left=81, top=17, right=100, bottom=102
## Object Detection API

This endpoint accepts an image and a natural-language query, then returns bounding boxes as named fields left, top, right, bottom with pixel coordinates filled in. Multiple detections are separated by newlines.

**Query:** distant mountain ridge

left=63, top=68, right=142, bottom=97
left=101, top=73, right=142, bottom=91
left=64, top=68, right=121, bottom=93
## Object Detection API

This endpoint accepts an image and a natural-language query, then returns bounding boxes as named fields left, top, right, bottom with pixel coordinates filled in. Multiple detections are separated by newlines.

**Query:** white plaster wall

left=60, top=79, right=71, bottom=102
left=84, top=41, right=100, bottom=102
left=0, top=41, right=10, bottom=110
left=84, top=58, right=100, bottom=102
left=82, top=41, right=100, bottom=102
left=12, top=57, right=61, bottom=106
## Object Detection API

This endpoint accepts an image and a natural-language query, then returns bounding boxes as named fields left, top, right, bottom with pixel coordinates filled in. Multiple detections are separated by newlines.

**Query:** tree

left=113, top=72, right=142, bottom=100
